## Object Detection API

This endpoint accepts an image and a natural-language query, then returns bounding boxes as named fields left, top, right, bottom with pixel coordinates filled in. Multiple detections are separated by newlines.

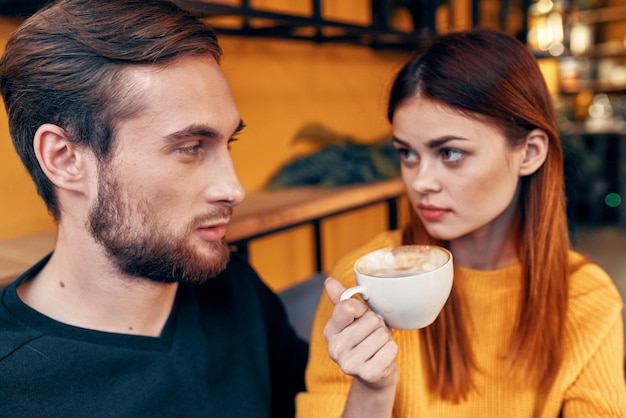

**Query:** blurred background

left=0, top=0, right=624, bottom=302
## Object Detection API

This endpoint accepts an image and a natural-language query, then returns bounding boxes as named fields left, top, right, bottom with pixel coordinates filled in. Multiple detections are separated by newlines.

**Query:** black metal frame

left=1, top=0, right=532, bottom=48
left=175, top=0, right=432, bottom=50
left=175, top=0, right=530, bottom=50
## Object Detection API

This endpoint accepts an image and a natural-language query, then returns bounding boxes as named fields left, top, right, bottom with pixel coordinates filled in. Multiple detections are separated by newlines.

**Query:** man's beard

left=87, top=172, right=231, bottom=284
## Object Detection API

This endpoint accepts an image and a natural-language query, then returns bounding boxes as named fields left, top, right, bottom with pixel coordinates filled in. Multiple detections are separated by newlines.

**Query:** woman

left=296, top=28, right=626, bottom=417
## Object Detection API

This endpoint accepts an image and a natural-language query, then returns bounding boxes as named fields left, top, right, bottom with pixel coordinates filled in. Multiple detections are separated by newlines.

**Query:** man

left=0, top=0, right=308, bottom=416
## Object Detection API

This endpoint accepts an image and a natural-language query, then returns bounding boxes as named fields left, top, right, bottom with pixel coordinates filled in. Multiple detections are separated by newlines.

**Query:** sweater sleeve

left=296, top=231, right=401, bottom=418
left=563, top=314, right=626, bottom=416
left=561, top=260, right=626, bottom=417
left=294, top=280, right=353, bottom=418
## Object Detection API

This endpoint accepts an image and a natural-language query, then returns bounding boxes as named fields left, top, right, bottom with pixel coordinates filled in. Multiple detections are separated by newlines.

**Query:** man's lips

left=417, top=204, right=450, bottom=221
left=196, top=221, right=229, bottom=242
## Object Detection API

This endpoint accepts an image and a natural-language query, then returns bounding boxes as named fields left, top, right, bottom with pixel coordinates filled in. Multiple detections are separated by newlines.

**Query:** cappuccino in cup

left=355, top=245, right=450, bottom=278
left=341, top=245, right=453, bottom=330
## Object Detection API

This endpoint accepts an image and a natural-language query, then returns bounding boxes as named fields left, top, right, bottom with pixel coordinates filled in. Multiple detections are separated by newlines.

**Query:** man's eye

left=441, top=148, right=463, bottom=163
left=178, top=143, right=202, bottom=154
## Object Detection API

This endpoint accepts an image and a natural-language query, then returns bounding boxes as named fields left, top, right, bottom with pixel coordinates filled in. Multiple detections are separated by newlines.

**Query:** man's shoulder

left=0, top=256, right=50, bottom=362
left=0, top=289, right=42, bottom=362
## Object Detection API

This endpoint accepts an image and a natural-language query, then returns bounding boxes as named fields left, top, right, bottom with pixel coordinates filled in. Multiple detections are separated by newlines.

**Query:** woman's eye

left=441, top=148, right=463, bottom=163
left=396, top=147, right=418, bottom=163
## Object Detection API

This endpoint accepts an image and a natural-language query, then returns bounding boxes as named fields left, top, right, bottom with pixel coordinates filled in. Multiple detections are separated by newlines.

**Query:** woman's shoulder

left=566, top=249, right=623, bottom=331
left=563, top=250, right=624, bottom=379
left=567, top=250, right=622, bottom=302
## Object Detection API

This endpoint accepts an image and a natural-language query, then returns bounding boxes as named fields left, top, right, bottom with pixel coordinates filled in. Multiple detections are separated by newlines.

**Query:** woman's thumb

left=324, top=277, right=347, bottom=305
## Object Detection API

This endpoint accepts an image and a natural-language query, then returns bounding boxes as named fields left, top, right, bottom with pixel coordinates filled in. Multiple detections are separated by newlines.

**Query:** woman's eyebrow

left=392, top=135, right=466, bottom=149
left=427, top=136, right=464, bottom=149
left=392, top=136, right=410, bottom=147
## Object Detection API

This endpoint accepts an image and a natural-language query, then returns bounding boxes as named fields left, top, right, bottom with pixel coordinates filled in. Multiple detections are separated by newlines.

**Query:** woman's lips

left=417, top=205, right=450, bottom=221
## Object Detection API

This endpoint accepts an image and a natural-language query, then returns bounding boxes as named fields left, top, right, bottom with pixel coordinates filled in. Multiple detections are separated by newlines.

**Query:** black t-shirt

left=0, top=252, right=308, bottom=417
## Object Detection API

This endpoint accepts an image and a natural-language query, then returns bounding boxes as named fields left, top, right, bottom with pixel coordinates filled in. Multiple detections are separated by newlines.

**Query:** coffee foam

left=355, top=245, right=449, bottom=278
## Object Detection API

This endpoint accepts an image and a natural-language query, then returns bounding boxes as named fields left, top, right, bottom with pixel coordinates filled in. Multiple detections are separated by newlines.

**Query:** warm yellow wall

left=219, top=36, right=411, bottom=289
left=220, top=37, right=409, bottom=191
left=0, top=17, right=57, bottom=239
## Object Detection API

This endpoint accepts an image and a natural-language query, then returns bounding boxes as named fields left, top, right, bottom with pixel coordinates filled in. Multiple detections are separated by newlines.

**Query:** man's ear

left=34, top=123, right=88, bottom=190
left=519, top=128, right=549, bottom=177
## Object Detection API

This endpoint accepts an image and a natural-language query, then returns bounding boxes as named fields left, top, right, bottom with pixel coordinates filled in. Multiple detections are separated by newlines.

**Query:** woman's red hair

left=389, top=28, right=571, bottom=415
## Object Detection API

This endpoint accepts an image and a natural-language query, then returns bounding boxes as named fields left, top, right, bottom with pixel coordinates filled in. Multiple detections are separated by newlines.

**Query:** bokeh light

left=605, top=193, right=622, bottom=208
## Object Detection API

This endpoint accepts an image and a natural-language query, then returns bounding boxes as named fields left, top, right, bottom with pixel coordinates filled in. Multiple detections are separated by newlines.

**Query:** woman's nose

left=408, top=164, right=441, bottom=194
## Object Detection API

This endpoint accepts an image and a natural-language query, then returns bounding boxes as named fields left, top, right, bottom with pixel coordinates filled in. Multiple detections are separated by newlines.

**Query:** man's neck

left=17, top=232, right=179, bottom=337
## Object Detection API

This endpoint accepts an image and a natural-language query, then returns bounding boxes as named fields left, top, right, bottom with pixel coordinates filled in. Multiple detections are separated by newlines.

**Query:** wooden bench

left=226, top=178, right=404, bottom=271
left=0, top=178, right=405, bottom=288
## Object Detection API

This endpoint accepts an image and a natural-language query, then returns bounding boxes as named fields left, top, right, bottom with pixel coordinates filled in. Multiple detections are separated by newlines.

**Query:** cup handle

left=340, top=285, right=370, bottom=302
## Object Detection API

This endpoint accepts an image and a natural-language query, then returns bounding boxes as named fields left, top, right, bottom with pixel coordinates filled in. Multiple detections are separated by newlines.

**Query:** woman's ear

left=33, top=123, right=88, bottom=190
left=519, top=128, right=549, bottom=177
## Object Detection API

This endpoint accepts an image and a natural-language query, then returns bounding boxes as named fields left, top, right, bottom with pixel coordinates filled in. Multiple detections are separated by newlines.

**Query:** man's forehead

left=111, top=56, right=238, bottom=135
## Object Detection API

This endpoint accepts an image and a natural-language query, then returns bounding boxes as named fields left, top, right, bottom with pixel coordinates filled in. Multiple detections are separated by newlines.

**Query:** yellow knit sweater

left=296, top=230, right=626, bottom=417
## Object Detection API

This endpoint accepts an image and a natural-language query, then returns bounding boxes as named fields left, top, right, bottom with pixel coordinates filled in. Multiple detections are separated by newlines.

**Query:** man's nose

left=205, top=155, right=246, bottom=206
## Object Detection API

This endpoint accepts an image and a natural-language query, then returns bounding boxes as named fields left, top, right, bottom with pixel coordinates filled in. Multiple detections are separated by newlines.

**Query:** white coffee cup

left=340, top=245, right=453, bottom=330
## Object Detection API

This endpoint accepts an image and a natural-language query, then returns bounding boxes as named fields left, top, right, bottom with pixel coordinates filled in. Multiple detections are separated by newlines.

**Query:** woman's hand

left=323, top=277, right=400, bottom=390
